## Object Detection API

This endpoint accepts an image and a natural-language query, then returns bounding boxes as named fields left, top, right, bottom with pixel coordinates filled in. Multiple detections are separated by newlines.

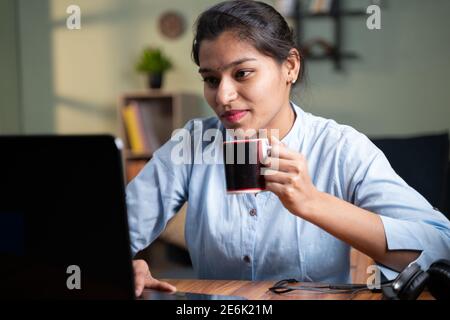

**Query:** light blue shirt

left=126, top=102, right=450, bottom=283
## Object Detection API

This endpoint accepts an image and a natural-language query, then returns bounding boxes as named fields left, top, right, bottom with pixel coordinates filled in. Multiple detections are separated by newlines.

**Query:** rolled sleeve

left=378, top=215, right=450, bottom=279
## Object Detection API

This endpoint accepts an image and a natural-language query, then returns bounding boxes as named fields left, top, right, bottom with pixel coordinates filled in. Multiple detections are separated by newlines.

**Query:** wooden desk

left=163, top=279, right=434, bottom=300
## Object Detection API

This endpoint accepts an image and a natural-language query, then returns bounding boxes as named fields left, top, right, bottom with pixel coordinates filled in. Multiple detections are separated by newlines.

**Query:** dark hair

left=192, top=0, right=304, bottom=82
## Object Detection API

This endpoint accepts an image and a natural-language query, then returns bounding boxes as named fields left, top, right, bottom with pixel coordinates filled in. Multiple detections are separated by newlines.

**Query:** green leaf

left=135, top=48, right=173, bottom=74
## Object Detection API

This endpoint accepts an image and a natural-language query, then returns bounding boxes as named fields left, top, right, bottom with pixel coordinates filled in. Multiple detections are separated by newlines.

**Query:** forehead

left=198, top=31, right=269, bottom=69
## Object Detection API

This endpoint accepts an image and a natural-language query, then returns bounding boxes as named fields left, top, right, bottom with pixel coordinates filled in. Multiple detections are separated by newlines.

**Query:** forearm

left=302, top=191, right=420, bottom=272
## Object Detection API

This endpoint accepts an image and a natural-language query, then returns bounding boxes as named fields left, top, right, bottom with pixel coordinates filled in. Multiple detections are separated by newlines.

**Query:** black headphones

left=269, top=259, right=450, bottom=300
left=382, top=259, right=450, bottom=300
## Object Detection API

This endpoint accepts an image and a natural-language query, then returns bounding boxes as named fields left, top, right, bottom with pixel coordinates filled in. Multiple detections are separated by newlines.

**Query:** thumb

left=135, top=278, right=145, bottom=297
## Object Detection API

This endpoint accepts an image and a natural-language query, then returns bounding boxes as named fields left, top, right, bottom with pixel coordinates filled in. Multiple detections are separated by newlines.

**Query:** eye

left=235, top=70, right=252, bottom=80
left=202, top=76, right=220, bottom=88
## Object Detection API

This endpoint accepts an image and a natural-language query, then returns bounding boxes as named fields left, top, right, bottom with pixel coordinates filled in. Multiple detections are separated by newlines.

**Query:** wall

left=297, top=0, right=450, bottom=137
left=18, top=0, right=55, bottom=133
left=0, top=0, right=21, bottom=134
left=2, top=0, right=450, bottom=137
left=28, top=0, right=216, bottom=135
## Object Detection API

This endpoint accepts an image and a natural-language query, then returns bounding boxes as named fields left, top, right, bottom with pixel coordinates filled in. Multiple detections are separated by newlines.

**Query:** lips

left=221, top=110, right=249, bottom=123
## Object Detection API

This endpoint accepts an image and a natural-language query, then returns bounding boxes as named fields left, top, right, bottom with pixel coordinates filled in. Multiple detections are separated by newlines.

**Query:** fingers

left=133, top=259, right=149, bottom=276
left=264, top=170, right=298, bottom=184
left=265, top=181, right=285, bottom=195
left=135, top=273, right=146, bottom=297
left=133, top=259, right=177, bottom=297
left=269, top=136, right=298, bottom=160
left=135, top=274, right=177, bottom=297
left=264, top=136, right=307, bottom=174
left=263, top=157, right=299, bottom=173
left=144, top=278, right=177, bottom=293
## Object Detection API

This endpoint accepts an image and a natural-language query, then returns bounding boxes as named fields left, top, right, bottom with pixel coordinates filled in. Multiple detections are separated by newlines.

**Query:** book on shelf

left=121, top=101, right=161, bottom=156
left=138, top=104, right=161, bottom=154
left=122, top=102, right=148, bottom=154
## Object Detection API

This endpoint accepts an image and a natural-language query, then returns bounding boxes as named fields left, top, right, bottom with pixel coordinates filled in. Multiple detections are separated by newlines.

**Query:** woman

left=127, top=0, right=450, bottom=296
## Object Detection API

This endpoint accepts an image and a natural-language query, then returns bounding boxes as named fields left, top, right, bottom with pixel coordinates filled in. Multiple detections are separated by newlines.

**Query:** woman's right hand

left=133, top=259, right=177, bottom=297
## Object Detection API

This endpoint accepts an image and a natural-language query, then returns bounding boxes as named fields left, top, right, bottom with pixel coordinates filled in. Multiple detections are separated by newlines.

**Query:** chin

left=227, top=126, right=261, bottom=139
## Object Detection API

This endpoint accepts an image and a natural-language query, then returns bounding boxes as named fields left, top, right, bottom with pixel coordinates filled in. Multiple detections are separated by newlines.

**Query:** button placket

left=240, top=194, right=257, bottom=278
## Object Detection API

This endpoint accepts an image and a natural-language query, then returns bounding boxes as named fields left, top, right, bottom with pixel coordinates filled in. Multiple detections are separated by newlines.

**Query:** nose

left=215, top=77, right=238, bottom=107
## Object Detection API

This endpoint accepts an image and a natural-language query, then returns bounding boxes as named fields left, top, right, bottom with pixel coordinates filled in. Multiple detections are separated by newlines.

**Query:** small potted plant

left=136, top=47, right=173, bottom=89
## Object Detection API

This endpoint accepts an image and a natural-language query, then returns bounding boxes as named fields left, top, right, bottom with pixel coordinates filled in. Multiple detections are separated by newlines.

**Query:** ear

left=283, top=48, right=301, bottom=85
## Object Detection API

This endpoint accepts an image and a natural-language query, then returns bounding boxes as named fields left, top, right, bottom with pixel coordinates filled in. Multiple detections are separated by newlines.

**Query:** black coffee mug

left=223, top=138, right=271, bottom=193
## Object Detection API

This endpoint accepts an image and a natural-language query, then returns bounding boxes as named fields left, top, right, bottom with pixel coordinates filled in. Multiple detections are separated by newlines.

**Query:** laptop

left=0, top=135, right=247, bottom=300
left=0, top=135, right=135, bottom=299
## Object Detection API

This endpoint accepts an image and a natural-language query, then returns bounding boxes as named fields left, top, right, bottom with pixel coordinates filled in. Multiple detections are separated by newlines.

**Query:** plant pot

left=148, top=73, right=164, bottom=89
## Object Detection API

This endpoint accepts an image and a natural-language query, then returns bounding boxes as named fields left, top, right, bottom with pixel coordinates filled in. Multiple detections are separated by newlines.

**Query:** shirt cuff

left=377, top=215, right=440, bottom=280
left=376, top=250, right=428, bottom=281
left=379, top=215, right=425, bottom=251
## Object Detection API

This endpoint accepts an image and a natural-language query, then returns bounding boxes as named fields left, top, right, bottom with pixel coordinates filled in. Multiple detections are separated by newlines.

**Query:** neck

left=265, top=101, right=296, bottom=141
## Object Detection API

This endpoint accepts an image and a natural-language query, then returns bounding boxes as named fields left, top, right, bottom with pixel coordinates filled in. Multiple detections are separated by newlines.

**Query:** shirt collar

left=277, top=101, right=305, bottom=153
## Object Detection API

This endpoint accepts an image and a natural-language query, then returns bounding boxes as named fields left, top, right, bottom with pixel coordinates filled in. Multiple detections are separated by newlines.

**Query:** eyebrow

left=198, top=58, right=257, bottom=74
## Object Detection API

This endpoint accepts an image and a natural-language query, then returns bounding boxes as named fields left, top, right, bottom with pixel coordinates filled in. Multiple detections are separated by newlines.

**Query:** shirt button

left=243, top=255, right=251, bottom=263
left=249, top=208, right=257, bottom=216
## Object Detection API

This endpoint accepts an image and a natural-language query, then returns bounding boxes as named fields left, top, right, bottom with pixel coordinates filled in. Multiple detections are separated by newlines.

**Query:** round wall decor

left=159, top=11, right=185, bottom=39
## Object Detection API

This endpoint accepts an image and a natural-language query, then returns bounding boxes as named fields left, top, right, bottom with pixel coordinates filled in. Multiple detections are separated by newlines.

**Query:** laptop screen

left=0, top=135, right=135, bottom=299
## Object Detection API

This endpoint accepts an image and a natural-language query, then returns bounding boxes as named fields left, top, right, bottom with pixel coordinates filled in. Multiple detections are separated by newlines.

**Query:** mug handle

left=261, top=140, right=272, bottom=161
left=260, top=143, right=272, bottom=176
left=261, top=140, right=277, bottom=175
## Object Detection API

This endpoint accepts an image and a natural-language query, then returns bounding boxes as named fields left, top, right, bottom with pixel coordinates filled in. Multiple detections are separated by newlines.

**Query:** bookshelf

left=292, top=0, right=367, bottom=71
left=118, top=91, right=203, bottom=181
